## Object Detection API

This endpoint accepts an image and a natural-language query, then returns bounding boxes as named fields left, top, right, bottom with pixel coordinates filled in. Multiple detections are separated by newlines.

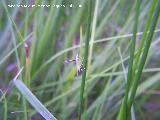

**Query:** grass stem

left=128, top=0, right=160, bottom=110
left=78, top=0, right=92, bottom=120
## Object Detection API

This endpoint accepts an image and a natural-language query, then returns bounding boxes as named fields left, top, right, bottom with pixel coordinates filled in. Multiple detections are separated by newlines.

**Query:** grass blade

left=14, top=80, right=57, bottom=120
left=78, top=0, right=92, bottom=120
left=117, top=0, right=141, bottom=119
left=133, top=0, right=157, bottom=72
left=128, top=0, right=160, bottom=109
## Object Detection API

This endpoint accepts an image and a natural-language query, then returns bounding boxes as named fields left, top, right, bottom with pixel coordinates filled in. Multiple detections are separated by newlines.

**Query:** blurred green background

left=0, top=0, right=160, bottom=120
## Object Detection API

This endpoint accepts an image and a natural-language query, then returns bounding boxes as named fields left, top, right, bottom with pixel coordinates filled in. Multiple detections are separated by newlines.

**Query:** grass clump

left=0, top=0, right=160, bottom=120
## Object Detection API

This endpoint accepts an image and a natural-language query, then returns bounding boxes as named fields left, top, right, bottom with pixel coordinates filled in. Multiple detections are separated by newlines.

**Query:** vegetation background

left=0, top=0, right=160, bottom=120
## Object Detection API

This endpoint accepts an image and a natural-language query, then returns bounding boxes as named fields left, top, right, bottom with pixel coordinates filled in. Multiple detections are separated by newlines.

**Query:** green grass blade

left=78, top=1, right=93, bottom=120
left=128, top=0, right=160, bottom=110
left=88, top=0, right=99, bottom=71
left=133, top=0, right=157, bottom=73
left=14, top=80, right=57, bottom=120
left=117, top=0, right=141, bottom=119
left=125, top=0, right=141, bottom=101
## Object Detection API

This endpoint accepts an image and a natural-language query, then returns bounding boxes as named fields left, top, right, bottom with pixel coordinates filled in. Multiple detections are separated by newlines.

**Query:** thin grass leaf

left=118, top=0, right=141, bottom=120
left=14, top=80, right=57, bottom=120
left=128, top=0, right=160, bottom=109
left=78, top=0, right=92, bottom=119
left=133, top=0, right=157, bottom=73
left=117, top=1, right=141, bottom=119
left=125, top=0, right=141, bottom=102
left=118, top=48, right=136, bottom=120
left=88, top=0, right=99, bottom=71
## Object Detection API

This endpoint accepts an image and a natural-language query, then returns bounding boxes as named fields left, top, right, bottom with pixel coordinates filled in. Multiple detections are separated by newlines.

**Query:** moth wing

left=64, top=59, right=76, bottom=63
